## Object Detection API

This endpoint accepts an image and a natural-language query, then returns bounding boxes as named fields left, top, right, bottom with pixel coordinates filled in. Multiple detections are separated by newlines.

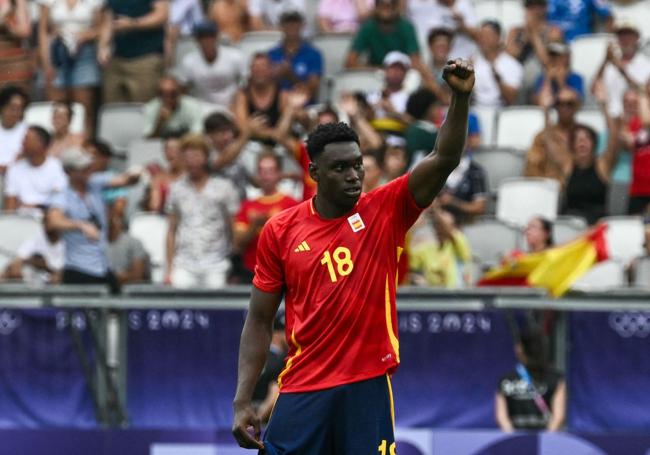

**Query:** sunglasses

left=556, top=100, right=577, bottom=108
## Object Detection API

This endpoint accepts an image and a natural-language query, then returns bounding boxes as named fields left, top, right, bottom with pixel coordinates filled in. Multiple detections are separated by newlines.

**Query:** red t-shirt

left=253, top=174, right=423, bottom=393
left=234, top=193, right=298, bottom=272
left=630, top=118, right=650, bottom=197
left=294, top=143, right=317, bottom=201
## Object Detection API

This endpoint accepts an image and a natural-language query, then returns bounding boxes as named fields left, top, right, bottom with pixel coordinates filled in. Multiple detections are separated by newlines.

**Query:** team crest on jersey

left=347, top=213, right=365, bottom=233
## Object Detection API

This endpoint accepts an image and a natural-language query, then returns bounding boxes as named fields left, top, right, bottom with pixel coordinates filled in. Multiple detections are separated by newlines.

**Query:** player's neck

left=313, top=194, right=354, bottom=219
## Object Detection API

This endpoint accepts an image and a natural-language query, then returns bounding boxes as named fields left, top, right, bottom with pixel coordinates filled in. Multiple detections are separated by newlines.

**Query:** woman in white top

left=38, top=0, right=103, bottom=136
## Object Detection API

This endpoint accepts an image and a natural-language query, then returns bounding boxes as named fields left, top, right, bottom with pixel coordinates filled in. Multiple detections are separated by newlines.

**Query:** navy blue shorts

left=261, top=375, right=395, bottom=455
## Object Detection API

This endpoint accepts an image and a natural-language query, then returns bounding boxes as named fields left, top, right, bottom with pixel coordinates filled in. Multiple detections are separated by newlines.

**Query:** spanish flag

left=477, top=224, right=609, bottom=297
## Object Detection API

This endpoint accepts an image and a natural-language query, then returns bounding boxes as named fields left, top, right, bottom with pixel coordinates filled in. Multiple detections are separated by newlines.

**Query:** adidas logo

left=294, top=241, right=311, bottom=253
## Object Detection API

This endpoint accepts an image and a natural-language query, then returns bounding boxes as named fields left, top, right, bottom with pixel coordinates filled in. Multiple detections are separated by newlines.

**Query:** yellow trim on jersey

left=277, top=329, right=302, bottom=389
left=386, top=374, right=395, bottom=430
left=396, top=246, right=404, bottom=286
left=384, top=275, right=400, bottom=363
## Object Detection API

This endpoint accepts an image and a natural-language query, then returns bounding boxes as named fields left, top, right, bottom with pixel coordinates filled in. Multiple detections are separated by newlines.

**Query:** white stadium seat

left=237, top=31, right=282, bottom=65
left=495, top=106, right=545, bottom=150
left=129, top=213, right=169, bottom=284
left=173, top=36, right=200, bottom=68
left=601, top=216, right=646, bottom=264
left=313, top=33, right=353, bottom=78
left=332, top=69, right=384, bottom=101
left=570, top=34, right=612, bottom=87
left=553, top=216, right=588, bottom=245
left=474, top=0, right=524, bottom=33
left=0, top=214, right=42, bottom=272
left=575, top=108, right=606, bottom=134
left=127, top=139, right=165, bottom=169
left=472, top=147, right=525, bottom=194
left=612, top=1, right=650, bottom=40
left=634, top=256, right=650, bottom=288
left=462, top=217, right=521, bottom=268
left=472, top=105, right=497, bottom=147
left=496, top=177, right=560, bottom=227
left=572, top=260, right=625, bottom=291
left=97, top=103, right=145, bottom=152
left=25, top=101, right=85, bottom=134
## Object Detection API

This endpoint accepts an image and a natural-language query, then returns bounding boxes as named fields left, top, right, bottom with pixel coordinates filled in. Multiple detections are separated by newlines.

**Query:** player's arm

left=408, top=59, right=475, bottom=208
left=232, top=286, right=283, bottom=449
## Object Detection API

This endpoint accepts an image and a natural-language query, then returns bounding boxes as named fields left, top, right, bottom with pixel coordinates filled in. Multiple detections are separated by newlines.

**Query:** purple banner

left=568, top=311, right=650, bottom=431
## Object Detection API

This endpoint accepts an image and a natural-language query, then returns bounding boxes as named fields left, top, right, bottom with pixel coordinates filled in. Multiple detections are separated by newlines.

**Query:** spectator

left=233, top=151, right=298, bottom=282
left=627, top=82, right=650, bottom=215
left=337, top=93, right=384, bottom=151
left=46, top=147, right=141, bottom=292
left=0, top=85, right=28, bottom=172
left=233, top=53, right=287, bottom=144
left=3, top=126, right=67, bottom=213
left=38, top=0, right=103, bottom=136
left=612, top=87, right=639, bottom=187
left=248, top=0, right=304, bottom=31
left=472, top=20, right=523, bottom=107
left=176, top=21, right=246, bottom=107
left=84, top=139, right=128, bottom=217
left=366, top=51, right=412, bottom=130
left=524, top=87, right=580, bottom=183
left=209, top=0, right=248, bottom=43
left=437, top=151, right=487, bottom=225
left=252, top=312, right=288, bottom=423
left=495, top=328, right=566, bottom=431
left=362, top=149, right=384, bottom=192
left=1, top=208, right=64, bottom=285
left=0, top=0, right=32, bottom=92
left=408, top=206, right=472, bottom=288
left=317, top=0, right=372, bottom=33
left=143, top=134, right=185, bottom=213
left=383, top=136, right=408, bottom=181
left=143, top=75, right=203, bottom=138
left=107, top=208, right=150, bottom=284
left=523, top=216, right=554, bottom=253
left=532, top=42, right=584, bottom=105
left=269, top=11, right=323, bottom=102
left=407, top=0, right=479, bottom=60
left=99, top=0, right=169, bottom=103
left=165, top=134, right=240, bottom=288
left=594, top=22, right=650, bottom=119
left=48, top=102, right=84, bottom=158
left=164, top=0, right=204, bottom=66
left=547, top=0, right=613, bottom=42
left=427, top=27, right=454, bottom=91
left=405, top=87, right=438, bottom=167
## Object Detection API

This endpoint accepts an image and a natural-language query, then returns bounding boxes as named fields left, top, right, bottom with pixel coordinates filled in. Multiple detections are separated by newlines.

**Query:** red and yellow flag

left=477, top=223, right=609, bottom=297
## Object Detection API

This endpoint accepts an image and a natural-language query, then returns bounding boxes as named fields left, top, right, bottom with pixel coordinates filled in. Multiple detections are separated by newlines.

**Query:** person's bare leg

left=72, top=86, right=96, bottom=137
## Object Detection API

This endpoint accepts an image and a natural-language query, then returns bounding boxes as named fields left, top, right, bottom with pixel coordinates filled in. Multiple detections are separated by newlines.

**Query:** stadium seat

left=472, top=147, right=525, bottom=194
left=313, top=33, right=353, bottom=78
left=332, top=69, right=384, bottom=101
left=612, top=1, right=650, bottom=40
left=553, top=216, right=588, bottom=245
left=496, top=177, right=560, bottom=227
left=97, top=103, right=145, bottom=153
left=601, top=216, right=646, bottom=264
left=198, top=100, right=232, bottom=121
left=0, top=214, right=42, bottom=272
left=25, top=101, right=85, bottom=134
left=129, top=213, right=168, bottom=283
left=494, top=106, right=545, bottom=150
left=474, top=0, right=524, bottom=33
left=633, top=256, right=650, bottom=288
left=572, top=260, right=626, bottom=291
left=472, top=105, right=497, bottom=146
left=462, top=217, right=521, bottom=269
left=607, top=182, right=630, bottom=216
left=237, top=31, right=282, bottom=65
left=570, top=34, right=612, bottom=87
left=173, top=35, right=200, bottom=68
left=127, top=139, right=165, bottom=169
left=575, top=108, right=605, bottom=134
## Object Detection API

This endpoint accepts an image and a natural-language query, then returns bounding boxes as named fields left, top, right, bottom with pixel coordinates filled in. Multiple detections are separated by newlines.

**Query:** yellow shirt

left=408, top=231, right=472, bottom=288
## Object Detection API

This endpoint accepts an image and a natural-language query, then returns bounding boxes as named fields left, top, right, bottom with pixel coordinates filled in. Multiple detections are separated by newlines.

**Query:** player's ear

left=308, top=162, right=319, bottom=182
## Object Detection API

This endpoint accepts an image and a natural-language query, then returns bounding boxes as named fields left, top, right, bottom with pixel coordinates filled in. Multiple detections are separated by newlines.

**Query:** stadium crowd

left=1, top=0, right=650, bottom=291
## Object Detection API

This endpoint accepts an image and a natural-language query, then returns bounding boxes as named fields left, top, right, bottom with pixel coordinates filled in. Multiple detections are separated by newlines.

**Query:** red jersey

left=253, top=174, right=423, bottom=393
left=631, top=119, right=650, bottom=197
left=294, top=143, right=317, bottom=201
left=234, top=193, right=299, bottom=272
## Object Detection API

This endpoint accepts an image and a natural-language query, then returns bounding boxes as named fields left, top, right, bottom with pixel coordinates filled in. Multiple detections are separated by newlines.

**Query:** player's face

left=312, top=141, right=364, bottom=208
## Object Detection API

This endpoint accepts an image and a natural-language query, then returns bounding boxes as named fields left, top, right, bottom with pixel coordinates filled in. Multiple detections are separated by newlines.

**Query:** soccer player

left=232, top=58, right=475, bottom=453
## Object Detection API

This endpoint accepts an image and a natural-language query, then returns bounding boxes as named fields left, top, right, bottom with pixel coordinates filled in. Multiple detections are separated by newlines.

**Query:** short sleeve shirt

left=547, top=0, right=612, bottom=41
left=166, top=176, right=240, bottom=270
left=351, top=17, right=420, bottom=66
left=4, top=157, right=67, bottom=206
left=142, top=95, right=203, bottom=137
left=253, top=174, right=423, bottom=392
left=472, top=51, right=523, bottom=106
left=268, top=42, right=323, bottom=91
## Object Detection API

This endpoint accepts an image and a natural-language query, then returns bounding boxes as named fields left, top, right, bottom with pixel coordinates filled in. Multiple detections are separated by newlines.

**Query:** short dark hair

left=204, top=112, right=235, bottom=133
left=258, top=150, right=282, bottom=170
left=481, top=19, right=502, bottom=37
left=406, top=88, right=437, bottom=120
left=28, top=125, right=51, bottom=148
left=536, top=216, right=554, bottom=247
left=53, top=101, right=74, bottom=119
left=0, top=85, right=29, bottom=111
left=306, top=122, right=360, bottom=161
left=363, top=148, right=384, bottom=169
left=86, top=138, right=113, bottom=157
left=571, top=123, right=598, bottom=154
left=519, top=328, right=548, bottom=373
left=427, top=27, right=454, bottom=46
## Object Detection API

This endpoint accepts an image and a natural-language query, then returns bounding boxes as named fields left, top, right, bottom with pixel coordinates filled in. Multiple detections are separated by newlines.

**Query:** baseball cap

left=192, top=21, right=219, bottom=36
left=383, top=51, right=411, bottom=69
left=61, top=147, right=93, bottom=170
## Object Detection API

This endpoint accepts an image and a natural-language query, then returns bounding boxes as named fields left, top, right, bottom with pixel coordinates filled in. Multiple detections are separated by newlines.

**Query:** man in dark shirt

left=99, top=0, right=170, bottom=102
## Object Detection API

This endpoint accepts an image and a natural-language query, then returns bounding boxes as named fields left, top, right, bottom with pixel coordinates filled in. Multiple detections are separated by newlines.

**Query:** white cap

left=60, top=147, right=93, bottom=170
left=383, top=51, right=411, bottom=69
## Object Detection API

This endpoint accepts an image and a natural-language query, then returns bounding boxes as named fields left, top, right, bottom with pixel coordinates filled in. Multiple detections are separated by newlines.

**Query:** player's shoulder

left=361, top=173, right=410, bottom=203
